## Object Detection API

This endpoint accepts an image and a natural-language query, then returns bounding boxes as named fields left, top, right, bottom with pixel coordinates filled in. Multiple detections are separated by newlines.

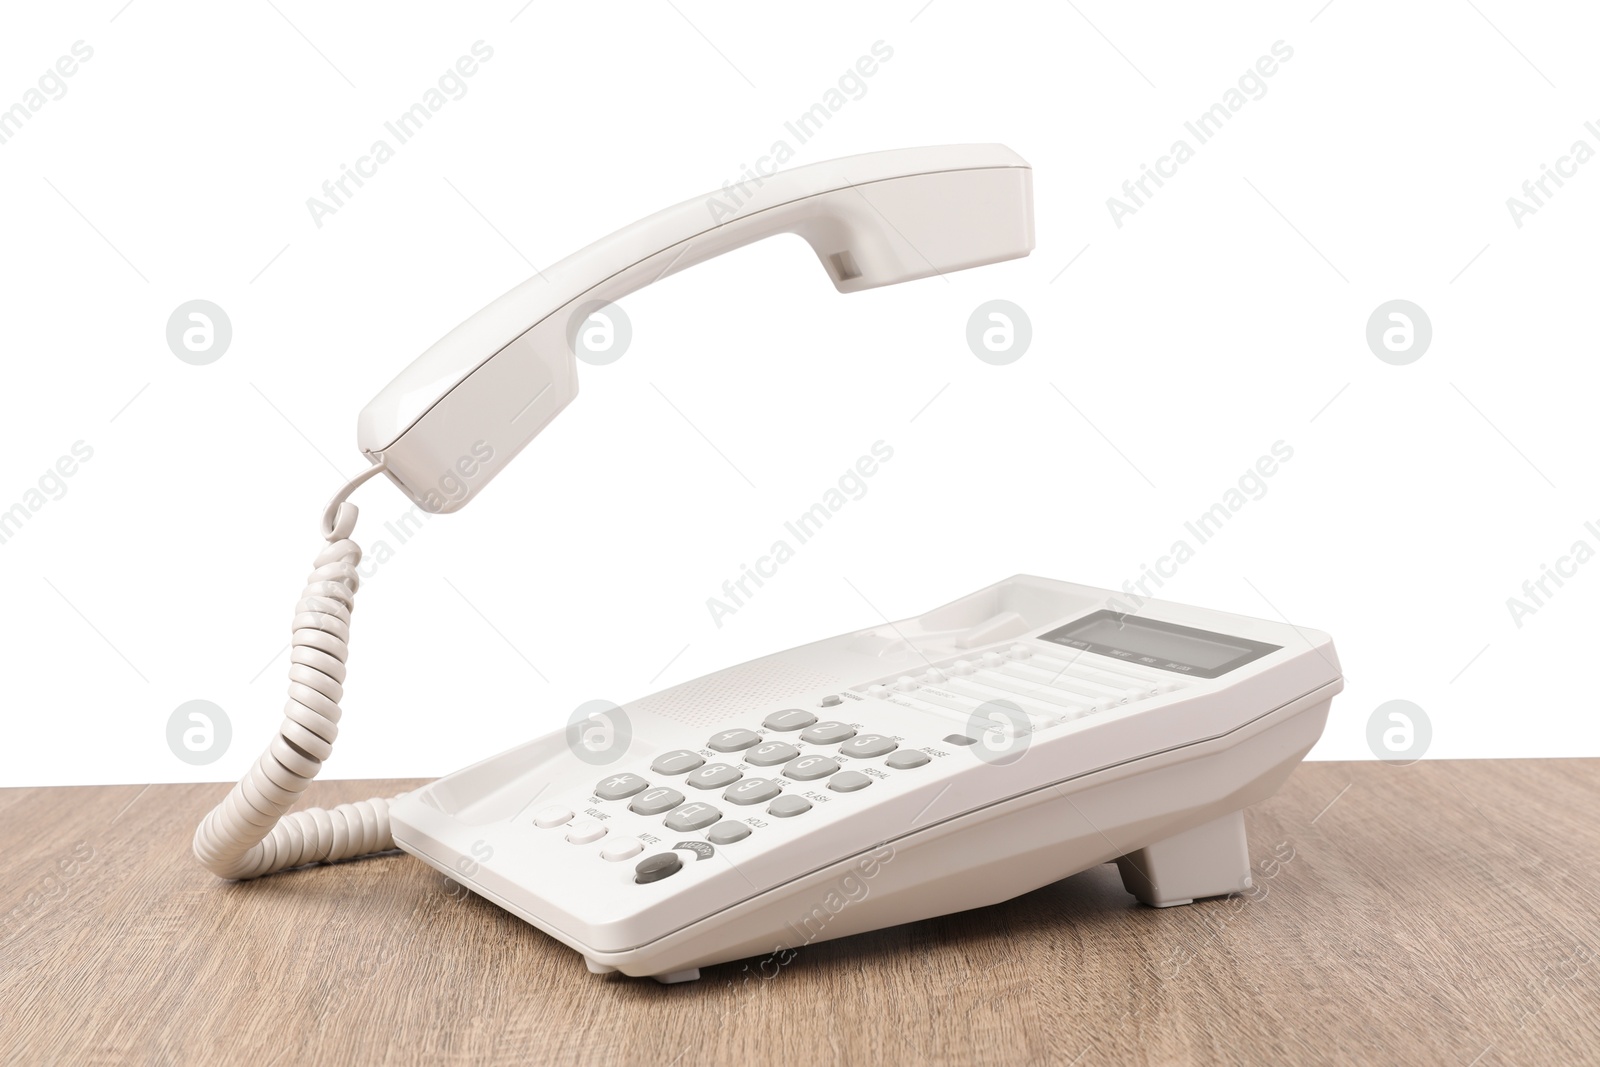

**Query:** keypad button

left=687, top=763, right=743, bottom=790
left=663, top=802, right=723, bottom=832
left=707, top=728, right=762, bottom=752
left=764, top=708, right=818, bottom=731
left=943, top=734, right=979, bottom=747
left=650, top=750, right=705, bottom=775
left=783, top=755, right=840, bottom=781
left=600, top=836, right=644, bottom=861
left=885, top=750, right=932, bottom=769
left=867, top=685, right=890, bottom=699
left=629, top=787, right=686, bottom=815
left=706, top=821, right=752, bottom=844
left=533, top=805, right=574, bottom=828
left=723, top=778, right=782, bottom=805
left=828, top=771, right=873, bottom=793
left=767, top=795, right=813, bottom=818
left=634, top=852, right=683, bottom=884
left=593, top=773, right=650, bottom=800
left=565, top=819, right=608, bottom=844
left=799, top=721, right=856, bottom=745
left=745, top=741, right=800, bottom=766
left=839, top=734, right=898, bottom=759
left=820, top=694, right=842, bottom=707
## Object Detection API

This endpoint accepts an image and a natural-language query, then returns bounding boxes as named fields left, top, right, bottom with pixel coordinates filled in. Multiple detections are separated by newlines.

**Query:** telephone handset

left=356, top=143, right=1034, bottom=515
left=195, top=145, right=1036, bottom=877
left=194, top=145, right=1343, bottom=985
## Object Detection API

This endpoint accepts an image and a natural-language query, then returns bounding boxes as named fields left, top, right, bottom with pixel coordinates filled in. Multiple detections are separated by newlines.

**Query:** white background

left=2, top=1, right=1595, bottom=787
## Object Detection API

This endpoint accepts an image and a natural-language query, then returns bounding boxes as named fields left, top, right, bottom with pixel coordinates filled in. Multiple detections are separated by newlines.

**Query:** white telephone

left=195, top=145, right=1343, bottom=984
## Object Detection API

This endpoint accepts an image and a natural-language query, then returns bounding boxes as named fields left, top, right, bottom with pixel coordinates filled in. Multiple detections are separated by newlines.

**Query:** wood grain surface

left=2, top=761, right=1597, bottom=1066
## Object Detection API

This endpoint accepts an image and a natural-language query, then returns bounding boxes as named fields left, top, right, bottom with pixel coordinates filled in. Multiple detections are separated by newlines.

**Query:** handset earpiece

left=357, top=144, right=1034, bottom=513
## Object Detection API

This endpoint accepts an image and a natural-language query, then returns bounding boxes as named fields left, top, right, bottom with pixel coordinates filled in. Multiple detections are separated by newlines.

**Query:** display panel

left=1038, top=610, right=1281, bottom=678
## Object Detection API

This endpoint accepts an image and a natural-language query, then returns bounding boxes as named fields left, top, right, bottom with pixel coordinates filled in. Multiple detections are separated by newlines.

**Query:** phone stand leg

left=1114, top=810, right=1253, bottom=908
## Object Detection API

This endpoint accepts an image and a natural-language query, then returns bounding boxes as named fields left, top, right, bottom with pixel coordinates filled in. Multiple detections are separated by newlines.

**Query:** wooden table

left=3, top=761, right=1597, bottom=1066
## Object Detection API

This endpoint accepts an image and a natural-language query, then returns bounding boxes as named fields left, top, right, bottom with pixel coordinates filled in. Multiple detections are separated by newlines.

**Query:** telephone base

left=1114, top=809, right=1254, bottom=908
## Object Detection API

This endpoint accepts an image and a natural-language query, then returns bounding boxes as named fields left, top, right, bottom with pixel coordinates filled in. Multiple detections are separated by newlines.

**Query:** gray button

left=820, top=695, right=842, bottom=707
left=943, top=734, right=979, bottom=747
left=885, top=750, right=932, bottom=769
left=687, top=763, right=743, bottom=789
left=594, top=772, right=650, bottom=800
left=839, top=733, right=898, bottom=759
left=663, top=802, right=723, bottom=832
left=628, top=787, right=685, bottom=815
left=762, top=708, right=817, bottom=731
left=723, top=778, right=782, bottom=805
left=783, top=755, right=840, bottom=781
left=634, top=852, right=682, bottom=883
left=799, top=721, right=857, bottom=745
left=708, top=728, right=762, bottom=752
left=768, top=795, right=813, bottom=818
left=706, top=821, right=752, bottom=844
left=745, top=741, right=800, bottom=766
left=650, top=749, right=705, bottom=775
left=828, top=771, right=873, bottom=793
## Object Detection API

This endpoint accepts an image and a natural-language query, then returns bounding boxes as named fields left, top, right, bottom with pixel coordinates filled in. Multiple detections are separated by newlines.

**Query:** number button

left=629, top=787, right=685, bottom=816
left=707, top=728, right=762, bottom=752
left=782, top=755, right=840, bottom=781
left=799, top=721, right=856, bottom=745
left=593, top=773, right=650, bottom=801
left=650, top=750, right=705, bottom=775
left=663, top=802, right=723, bottom=832
left=763, top=708, right=818, bottom=731
left=686, top=763, right=743, bottom=790
left=723, top=778, right=782, bottom=806
left=838, top=734, right=897, bottom=759
left=745, top=742, right=800, bottom=766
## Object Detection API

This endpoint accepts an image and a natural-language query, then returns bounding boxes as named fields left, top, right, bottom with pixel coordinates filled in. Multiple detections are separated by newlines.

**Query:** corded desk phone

left=195, top=144, right=1343, bottom=983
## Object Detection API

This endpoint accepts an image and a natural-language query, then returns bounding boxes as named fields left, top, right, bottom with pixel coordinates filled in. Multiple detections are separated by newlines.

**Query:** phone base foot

left=1115, top=809, right=1253, bottom=908
left=651, top=968, right=701, bottom=985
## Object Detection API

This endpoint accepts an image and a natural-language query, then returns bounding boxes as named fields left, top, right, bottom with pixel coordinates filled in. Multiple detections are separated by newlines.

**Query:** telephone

left=194, top=145, right=1343, bottom=984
